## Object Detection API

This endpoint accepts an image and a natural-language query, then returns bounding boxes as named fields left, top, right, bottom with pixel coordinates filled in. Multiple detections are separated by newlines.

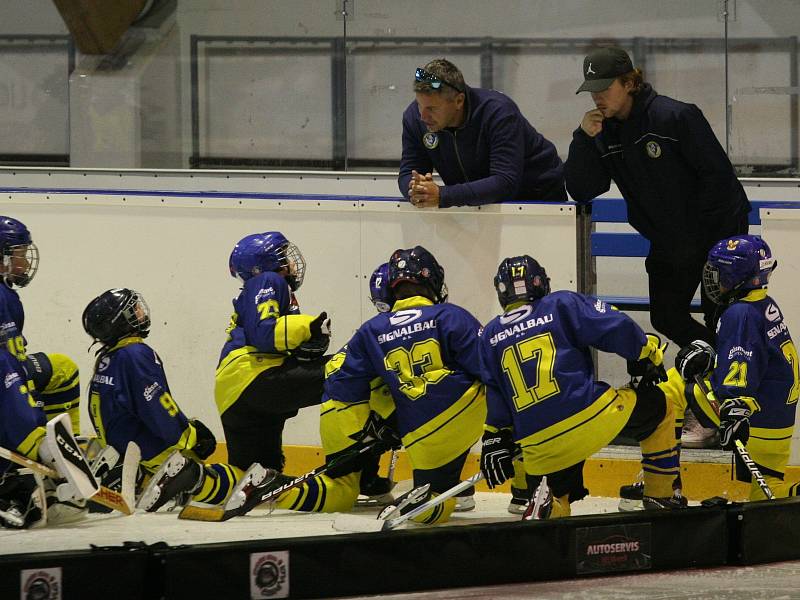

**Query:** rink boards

left=2, top=497, right=800, bottom=599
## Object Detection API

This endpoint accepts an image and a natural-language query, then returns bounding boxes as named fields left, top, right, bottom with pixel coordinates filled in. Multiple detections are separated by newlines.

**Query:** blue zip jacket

left=399, top=85, right=564, bottom=207
left=565, top=83, right=750, bottom=261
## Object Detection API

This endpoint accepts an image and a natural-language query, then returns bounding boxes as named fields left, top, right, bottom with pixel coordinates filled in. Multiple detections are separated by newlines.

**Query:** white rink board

left=0, top=188, right=576, bottom=447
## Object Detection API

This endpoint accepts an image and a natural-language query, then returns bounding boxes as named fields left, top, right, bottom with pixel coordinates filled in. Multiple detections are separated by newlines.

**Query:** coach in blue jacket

left=565, top=46, right=750, bottom=347
left=399, top=58, right=565, bottom=208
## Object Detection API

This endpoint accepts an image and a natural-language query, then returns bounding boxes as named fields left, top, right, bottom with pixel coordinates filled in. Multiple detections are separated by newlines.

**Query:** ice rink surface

left=0, top=485, right=622, bottom=555
left=3, top=488, right=798, bottom=599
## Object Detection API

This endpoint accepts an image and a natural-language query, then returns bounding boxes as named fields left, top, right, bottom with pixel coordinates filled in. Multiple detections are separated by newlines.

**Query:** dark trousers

left=221, top=356, right=328, bottom=472
left=646, top=215, right=749, bottom=347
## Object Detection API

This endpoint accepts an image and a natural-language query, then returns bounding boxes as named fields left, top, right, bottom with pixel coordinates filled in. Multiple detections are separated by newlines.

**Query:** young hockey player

left=220, top=262, right=399, bottom=518
left=478, top=254, right=682, bottom=518
left=0, top=216, right=81, bottom=433
left=315, top=246, right=486, bottom=524
left=659, top=235, right=799, bottom=501
left=215, top=232, right=331, bottom=477
left=81, top=288, right=239, bottom=513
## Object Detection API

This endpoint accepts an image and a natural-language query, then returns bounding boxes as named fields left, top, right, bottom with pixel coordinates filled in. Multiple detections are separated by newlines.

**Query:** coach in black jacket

left=565, top=46, right=750, bottom=347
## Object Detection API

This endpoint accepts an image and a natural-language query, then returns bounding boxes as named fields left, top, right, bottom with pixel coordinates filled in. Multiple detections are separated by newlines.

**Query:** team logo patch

left=645, top=141, right=661, bottom=159
left=98, top=356, right=110, bottom=372
left=765, top=303, right=781, bottom=322
left=500, top=305, right=533, bottom=325
left=389, top=309, right=423, bottom=326
left=4, top=371, right=20, bottom=388
left=250, top=551, right=289, bottom=598
left=422, top=132, right=439, bottom=150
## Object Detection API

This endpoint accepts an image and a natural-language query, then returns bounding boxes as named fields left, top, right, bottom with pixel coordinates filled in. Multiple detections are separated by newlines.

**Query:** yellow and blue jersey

left=480, top=291, right=647, bottom=439
left=88, top=338, right=195, bottom=469
left=712, top=290, right=798, bottom=426
left=0, top=283, right=81, bottom=434
left=0, top=349, right=46, bottom=474
left=0, top=283, right=27, bottom=363
left=710, top=290, right=799, bottom=488
left=215, top=271, right=317, bottom=415
left=324, top=296, right=485, bottom=470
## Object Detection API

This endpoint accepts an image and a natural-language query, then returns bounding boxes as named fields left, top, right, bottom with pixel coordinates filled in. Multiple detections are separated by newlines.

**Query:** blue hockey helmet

left=0, top=216, right=38, bottom=288
left=369, top=262, right=394, bottom=313
left=82, top=288, right=151, bottom=346
left=494, top=255, right=551, bottom=309
left=229, top=231, right=306, bottom=291
left=388, top=245, right=448, bottom=304
left=703, top=235, right=776, bottom=305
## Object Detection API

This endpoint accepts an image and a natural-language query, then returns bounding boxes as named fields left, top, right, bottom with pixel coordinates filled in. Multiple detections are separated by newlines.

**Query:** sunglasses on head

left=415, top=68, right=463, bottom=93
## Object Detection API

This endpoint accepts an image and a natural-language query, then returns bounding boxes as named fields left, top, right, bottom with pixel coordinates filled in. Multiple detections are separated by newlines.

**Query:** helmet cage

left=1, top=242, right=39, bottom=288
left=280, top=241, right=306, bottom=291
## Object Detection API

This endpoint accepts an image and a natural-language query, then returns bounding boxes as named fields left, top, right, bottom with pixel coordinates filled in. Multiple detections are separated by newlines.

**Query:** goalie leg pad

left=43, top=477, right=87, bottom=525
left=42, top=414, right=99, bottom=500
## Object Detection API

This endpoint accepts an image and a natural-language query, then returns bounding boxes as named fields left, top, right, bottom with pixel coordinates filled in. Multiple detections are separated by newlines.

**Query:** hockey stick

left=386, top=448, right=399, bottom=488
left=0, top=443, right=137, bottom=515
left=180, top=441, right=383, bottom=522
left=694, top=375, right=774, bottom=500
left=332, top=472, right=483, bottom=533
left=734, top=439, right=774, bottom=500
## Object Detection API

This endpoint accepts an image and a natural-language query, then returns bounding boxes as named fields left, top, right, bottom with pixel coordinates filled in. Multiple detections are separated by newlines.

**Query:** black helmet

left=82, top=288, right=151, bottom=346
left=388, top=245, right=448, bottom=303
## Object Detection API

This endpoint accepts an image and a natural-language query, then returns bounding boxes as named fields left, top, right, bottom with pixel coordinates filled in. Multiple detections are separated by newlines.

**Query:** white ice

left=0, top=486, right=620, bottom=555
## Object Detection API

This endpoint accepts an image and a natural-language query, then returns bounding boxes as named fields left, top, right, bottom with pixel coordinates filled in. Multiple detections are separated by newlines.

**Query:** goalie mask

left=368, top=262, right=394, bottom=313
left=494, top=255, right=551, bottom=310
left=0, top=216, right=39, bottom=288
left=388, top=245, right=448, bottom=304
left=229, top=231, right=306, bottom=291
left=82, top=288, right=151, bottom=346
left=703, top=235, right=776, bottom=305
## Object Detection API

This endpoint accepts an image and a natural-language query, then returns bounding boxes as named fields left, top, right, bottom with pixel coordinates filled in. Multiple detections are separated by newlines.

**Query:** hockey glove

left=190, top=418, right=217, bottom=460
left=675, top=339, right=716, bottom=381
left=719, top=398, right=752, bottom=451
left=360, top=411, right=402, bottom=454
left=480, top=428, right=516, bottom=489
left=294, top=312, right=331, bottom=361
left=627, top=333, right=668, bottom=388
left=309, top=312, right=331, bottom=338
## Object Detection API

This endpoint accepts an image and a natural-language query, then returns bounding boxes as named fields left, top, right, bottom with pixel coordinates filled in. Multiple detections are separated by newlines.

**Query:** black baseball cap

left=576, top=46, right=634, bottom=94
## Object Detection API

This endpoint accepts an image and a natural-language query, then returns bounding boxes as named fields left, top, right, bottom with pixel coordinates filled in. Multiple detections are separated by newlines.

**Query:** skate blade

left=618, top=498, right=644, bottom=512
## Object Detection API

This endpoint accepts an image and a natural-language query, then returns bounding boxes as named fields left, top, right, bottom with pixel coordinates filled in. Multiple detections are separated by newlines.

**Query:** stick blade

left=331, top=512, right=388, bottom=533
left=179, top=504, right=226, bottom=522
left=121, top=441, right=140, bottom=512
